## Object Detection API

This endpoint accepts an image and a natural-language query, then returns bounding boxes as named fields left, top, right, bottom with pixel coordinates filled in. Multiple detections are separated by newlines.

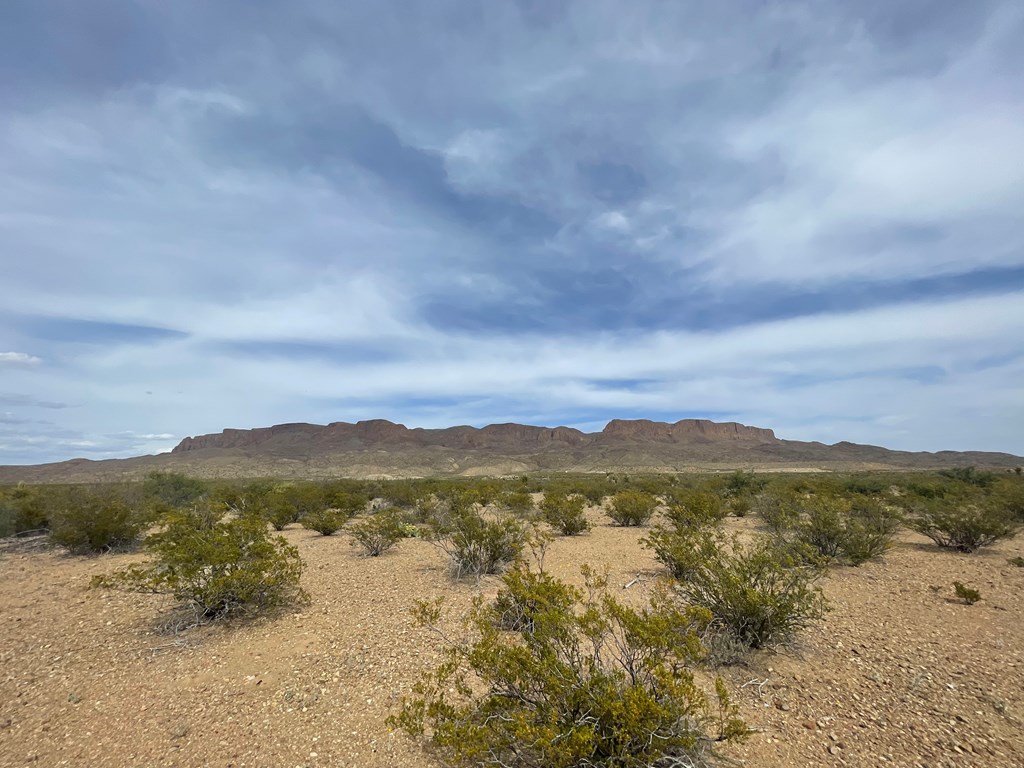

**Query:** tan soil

left=1, top=510, right=1022, bottom=768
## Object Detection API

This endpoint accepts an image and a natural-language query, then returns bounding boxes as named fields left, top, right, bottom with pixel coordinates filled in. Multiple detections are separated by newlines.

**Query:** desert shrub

left=643, top=525, right=723, bottom=581
left=721, top=471, right=767, bottom=498
left=540, top=492, right=590, bottom=535
left=606, top=490, right=658, bottom=527
left=772, top=497, right=901, bottom=566
left=94, top=509, right=307, bottom=622
left=991, top=479, right=1024, bottom=523
left=500, top=490, right=536, bottom=517
left=1007, top=556, right=1024, bottom=567
left=793, top=497, right=850, bottom=560
left=49, top=488, right=144, bottom=553
left=727, top=496, right=752, bottom=517
left=263, top=495, right=297, bottom=531
left=142, top=471, right=208, bottom=508
left=329, top=490, right=369, bottom=517
left=301, top=508, right=347, bottom=536
left=754, top=493, right=799, bottom=534
left=939, top=466, right=995, bottom=488
left=953, top=581, right=981, bottom=605
left=840, top=501, right=903, bottom=565
left=910, top=500, right=1019, bottom=553
left=428, top=509, right=528, bottom=579
left=392, top=566, right=747, bottom=767
left=671, top=528, right=827, bottom=648
left=349, top=511, right=405, bottom=556
left=666, top=490, right=726, bottom=528
left=0, top=485, right=68, bottom=536
left=489, top=566, right=578, bottom=633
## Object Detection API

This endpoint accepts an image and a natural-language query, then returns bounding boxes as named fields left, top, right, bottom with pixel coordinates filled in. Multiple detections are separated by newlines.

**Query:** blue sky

left=2, top=0, right=1023, bottom=464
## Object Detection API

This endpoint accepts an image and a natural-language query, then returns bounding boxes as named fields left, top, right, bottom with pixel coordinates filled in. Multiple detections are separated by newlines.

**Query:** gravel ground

left=1, top=510, right=1021, bottom=768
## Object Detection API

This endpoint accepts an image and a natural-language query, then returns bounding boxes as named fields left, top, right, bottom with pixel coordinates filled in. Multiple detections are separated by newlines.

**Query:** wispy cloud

left=0, top=352, right=41, bottom=366
left=0, top=0, right=1021, bottom=463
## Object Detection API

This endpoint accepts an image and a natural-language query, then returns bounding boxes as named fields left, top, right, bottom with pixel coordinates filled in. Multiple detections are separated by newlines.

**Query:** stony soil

left=1, top=511, right=1021, bottom=768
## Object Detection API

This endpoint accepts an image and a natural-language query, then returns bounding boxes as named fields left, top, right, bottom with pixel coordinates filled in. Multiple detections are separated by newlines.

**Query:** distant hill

left=1, top=418, right=1021, bottom=483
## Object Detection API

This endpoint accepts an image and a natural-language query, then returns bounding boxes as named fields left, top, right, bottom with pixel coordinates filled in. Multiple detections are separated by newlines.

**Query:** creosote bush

left=795, top=497, right=901, bottom=565
left=391, top=565, right=748, bottom=767
left=652, top=527, right=827, bottom=648
left=666, top=489, right=726, bottom=528
left=540, top=491, right=590, bottom=536
left=301, top=508, right=347, bottom=536
left=911, top=500, right=1019, bottom=553
left=499, top=490, right=536, bottom=517
left=427, top=508, right=528, bottom=579
left=49, top=488, right=144, bottom=554
left=605, top=490, right=658, bottom=527
left=93, top=509, right=307, bottom=623
left=349, top=512, right=405, bottom=556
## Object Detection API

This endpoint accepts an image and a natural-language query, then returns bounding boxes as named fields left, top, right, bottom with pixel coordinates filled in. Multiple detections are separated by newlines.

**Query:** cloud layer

left=2, top=1, right=1022, bottom=463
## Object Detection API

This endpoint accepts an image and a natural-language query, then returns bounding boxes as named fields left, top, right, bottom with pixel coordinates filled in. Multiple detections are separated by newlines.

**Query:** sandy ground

left=1, top=510, right=1022, bottom=768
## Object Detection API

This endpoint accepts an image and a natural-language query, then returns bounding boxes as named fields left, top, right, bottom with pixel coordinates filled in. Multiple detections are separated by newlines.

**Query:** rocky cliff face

left=599, top=419, right=777, bottom=443
left=171, top=418, right=776, bottom=455
left=5, top=416, right=1021, bottom=484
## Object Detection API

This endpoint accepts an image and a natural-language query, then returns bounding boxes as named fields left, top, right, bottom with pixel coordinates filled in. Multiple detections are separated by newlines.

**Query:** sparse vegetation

left=664, top=527, right=827, bottom=648
left=539, top=491, right=590, bottom=535
left=93, top=509, right=307, bottom=623
left=953, top=581, right=982, bottom=605
left=787, top=496, right=901, bottom=566
left=392, top=565, right=748, bottom=767
left=301, top=508, right=347, bottom=536
left=605, top=489, right=658, bottom=527
left=910, top=499, right=1019, bottom=553
left=349, top=511, right=405, bottom=556
left=666, top=489, right=726, bottom=528
left=427, top=508, right=529, bottom=579
left=49, top=487, right=145, bottom=554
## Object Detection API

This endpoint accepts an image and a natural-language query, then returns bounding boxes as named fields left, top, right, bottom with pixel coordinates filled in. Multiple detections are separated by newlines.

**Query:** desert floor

left=1, top=511, right=1022, bottom=768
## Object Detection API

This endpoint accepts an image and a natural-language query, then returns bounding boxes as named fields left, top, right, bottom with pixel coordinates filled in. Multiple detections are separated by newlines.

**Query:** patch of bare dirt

left=1, top=511, right=1021, bottom=767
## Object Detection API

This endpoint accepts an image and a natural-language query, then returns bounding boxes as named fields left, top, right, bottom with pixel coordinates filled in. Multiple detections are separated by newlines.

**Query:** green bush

left=643, top=525, right=722, bottom=581
left=489, top=566, right=578, bottom=633
left=939, top=466, right=995, bottom=488
left=840, top=501, right=903, bottom=565
left=94, top=509, right=307, bottom=622
left=753, top=493, right=799, bottom=534
left=953, top=581, right=981, bottom=605
left=670, top=528, right=827, bottom=649
left=911, top=500, right=1019, bottom=553
left=349, top=512, right=405, bottom=556
left=605, top=490, right=658, bottom=527
left=540, top=492, right=590, bottom=536
left=0, top=485, right=66, bottom=537
left=499, top=490, right=536, bottom=517
left=142, top=471, right=208, bottom=508
left=770, top=496, right=901, bottom=566
left=49, top=488, right=144, bottom=554
left=392, top=566, right=747, bottom=767
left=301, top=508, right=347, bottom=536
left=428, top=509, right=528, bottom=579
left=666, top=490, right=726, bottom=528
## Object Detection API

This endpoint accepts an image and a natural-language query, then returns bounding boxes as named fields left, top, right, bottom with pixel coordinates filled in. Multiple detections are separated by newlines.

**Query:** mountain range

left=1, top=418, right=1021, bottom=483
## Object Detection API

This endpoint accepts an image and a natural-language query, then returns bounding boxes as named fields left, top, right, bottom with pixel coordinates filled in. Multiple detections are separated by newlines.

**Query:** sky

left=2, top=0, right=1023, bottom=465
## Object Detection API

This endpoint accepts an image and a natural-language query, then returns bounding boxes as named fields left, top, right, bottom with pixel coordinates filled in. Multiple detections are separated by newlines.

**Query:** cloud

left=0, top=1, right=1022, bottom=463
left=0, top=352, right=41, bottom=365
